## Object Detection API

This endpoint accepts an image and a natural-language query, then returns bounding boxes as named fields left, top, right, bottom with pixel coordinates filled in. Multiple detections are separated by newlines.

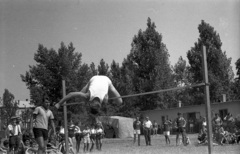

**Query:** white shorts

left=83, top=136, right=91, bottom=144
left=163, top=131, right=170, bottom=136
left=133, top=129, right=140, bottom=135
left=190, top=124, right=194, bottom=127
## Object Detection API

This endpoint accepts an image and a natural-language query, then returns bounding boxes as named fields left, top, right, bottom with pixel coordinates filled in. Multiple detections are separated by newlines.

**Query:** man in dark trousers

left=143, top=117, right=152, bottom=146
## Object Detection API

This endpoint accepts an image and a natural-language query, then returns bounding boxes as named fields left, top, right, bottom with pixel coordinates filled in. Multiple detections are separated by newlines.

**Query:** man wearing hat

left=8, top=116, right=22, bottom=153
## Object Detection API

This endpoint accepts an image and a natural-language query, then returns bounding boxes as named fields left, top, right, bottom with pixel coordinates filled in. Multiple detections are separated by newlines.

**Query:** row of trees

left=1, top=18, right=239, bottom=121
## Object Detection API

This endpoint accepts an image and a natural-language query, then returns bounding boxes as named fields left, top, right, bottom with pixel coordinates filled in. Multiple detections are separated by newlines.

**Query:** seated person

left=198, top=128, right=207, bottom=145
left=0, top=140, right=9, bottom=153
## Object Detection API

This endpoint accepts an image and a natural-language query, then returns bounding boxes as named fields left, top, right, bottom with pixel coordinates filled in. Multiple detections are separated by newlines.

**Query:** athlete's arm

left=55, top=92, right=89, bottom=108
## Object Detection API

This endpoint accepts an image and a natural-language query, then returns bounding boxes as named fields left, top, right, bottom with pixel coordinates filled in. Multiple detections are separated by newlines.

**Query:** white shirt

left=75, top=126, right=81, bottom=133
left=144, top=120, right=152, bottom=128
left=96, top=128, right=103, bottom=134
left=90, top=128, right=96, bottom=134
left=88, top=76, right=111, bottom=103
left=8, top=124, right=21, bottom=136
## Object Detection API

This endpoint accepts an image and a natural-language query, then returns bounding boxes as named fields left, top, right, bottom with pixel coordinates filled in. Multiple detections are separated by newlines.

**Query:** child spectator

left=82, top=125, right=91, bottom=153
left=163, top=117, right=171, bottom=144
left=96, top=124, right=104, bottom=151
left=198, top=128, right=207, bottom=145
left=0, top=139, right=9, bottom=154
left=75, top=122, right=82, bottom=154
left=90, top=125, right=96, bottom=152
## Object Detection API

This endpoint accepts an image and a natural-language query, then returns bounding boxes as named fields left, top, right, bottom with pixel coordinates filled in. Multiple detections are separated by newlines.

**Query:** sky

left=0, top=0, right=240, bottom=101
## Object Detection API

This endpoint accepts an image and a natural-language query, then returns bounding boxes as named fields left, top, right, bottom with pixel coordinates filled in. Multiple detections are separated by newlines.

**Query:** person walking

left=143, top=117, right=152, bottom=146
left=133, top=117, right=141, bottom=146
left=30, top=96, right=56, bottom=154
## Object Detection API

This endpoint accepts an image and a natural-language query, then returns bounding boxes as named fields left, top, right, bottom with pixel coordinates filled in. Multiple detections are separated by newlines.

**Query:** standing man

left=8, top=117, right=22, bottom=153
left=30, top=96, right=56, bottom=154
left=143, top=117, right=152, bottom=146
left=173, top=113, right=187, bottom=146
left=133, top=117, right=141, bottom=146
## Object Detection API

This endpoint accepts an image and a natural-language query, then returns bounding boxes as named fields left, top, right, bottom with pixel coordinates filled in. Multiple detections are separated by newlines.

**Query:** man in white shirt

left=8, top=117, right=22, bottom=153
left=55, top=75, right=122, bottom=115
left=143, top=117, right=152, bottom=146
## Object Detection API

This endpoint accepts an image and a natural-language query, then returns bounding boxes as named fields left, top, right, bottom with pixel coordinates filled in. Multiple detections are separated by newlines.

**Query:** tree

left=230, top=58, right=240, bottom=100
left=98, top=59, right=109, bottom=76
left=21, top=42, right=88, bottom=115
left=187, top=20, right=234, bottom=103
left=123, top=17, right=173, bottom=110
left=0, top=89, right=19, bottom=128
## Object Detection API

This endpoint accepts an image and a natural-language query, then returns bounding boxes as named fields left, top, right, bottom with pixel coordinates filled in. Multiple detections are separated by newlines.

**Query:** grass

left=77, top=134, right=240, bottom=154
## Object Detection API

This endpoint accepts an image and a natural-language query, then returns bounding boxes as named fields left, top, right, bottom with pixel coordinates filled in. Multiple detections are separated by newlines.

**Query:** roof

left=18, top=100, right=34, bottom=108
left=140, top=100, right=240, bottom=113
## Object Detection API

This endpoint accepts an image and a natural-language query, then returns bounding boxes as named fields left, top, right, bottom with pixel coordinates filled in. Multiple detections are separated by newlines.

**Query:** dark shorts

left=75, top=133, right=82, bottom=141
left=177, top=127, right=185, bottom=134
left=33, top=128, right=48, bottom=141
left=9, top=136, right=20, bottom=150
left=96, top=134, right=103, bottom=140
left=68, top=132, right=75, bottom=138
left=90, top=134, right=96, bottom=140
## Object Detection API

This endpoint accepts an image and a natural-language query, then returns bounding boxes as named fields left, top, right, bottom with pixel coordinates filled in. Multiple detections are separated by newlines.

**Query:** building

left=140, top=100, right=240, bottom=133
left=0, top=100, right=34, bottom=131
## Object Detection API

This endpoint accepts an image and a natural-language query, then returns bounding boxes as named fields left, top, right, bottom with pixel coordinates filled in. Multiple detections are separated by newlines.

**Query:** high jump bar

left=63, top=82, right=205, bottom=106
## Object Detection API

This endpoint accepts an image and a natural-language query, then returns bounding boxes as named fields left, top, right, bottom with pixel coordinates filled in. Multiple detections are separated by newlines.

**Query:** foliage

left=229, top=58, right=240, bottom=100
left=122, top=17, right=174, bottom=111
left=0, top=89, right=19, bottom=128
left=187, top=20, right=234, bottom=103
left=21, top=42, right=90, bottom=115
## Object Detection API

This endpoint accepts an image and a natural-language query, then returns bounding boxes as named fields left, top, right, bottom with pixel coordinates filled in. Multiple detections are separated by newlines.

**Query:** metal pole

left=202, top=45, right=213, bottom=154
left=62, top=80, right=69, bottom=154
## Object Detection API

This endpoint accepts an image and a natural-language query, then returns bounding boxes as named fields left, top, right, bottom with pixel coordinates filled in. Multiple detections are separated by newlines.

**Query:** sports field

left=79, top=134, right=239, bottom=154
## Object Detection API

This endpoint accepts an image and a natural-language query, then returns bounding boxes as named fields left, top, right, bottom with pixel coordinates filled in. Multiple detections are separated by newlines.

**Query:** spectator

left=8, top=117, right=21, bottom=153
left=212, top=113, right=223, bottom=133
left=0, top=139, right=9, bottom=153
left=96, top=124, right=104, bottom=151
left=163, top=117, right=172, bottom=144
left=133, top=117, right=141, bottom=146
left=90, top=124, right=96, bottom=152
left=82, top=125, right=91, bottom=153
left=189, top=118, right=194, bottom=133
left=172, top=113, right=187, bottom=146
left=201, top=117, right=207, bottom=134
left=143, top=117, right=152, bottom=146
left=152, top=120, right=158, bottom=137
left=67, top=119, right=77, bottom=154
left=75, top=121, right=82, bottom=154
left=30, top=96, right=56, bottom=154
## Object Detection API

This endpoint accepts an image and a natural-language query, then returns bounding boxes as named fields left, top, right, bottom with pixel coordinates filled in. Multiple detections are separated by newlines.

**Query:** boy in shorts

left=82, top=125, right=91, bottom=153
left=30, top=96, right=56, bottom=154
left=163, top=117, right=172, bottom=144
left=96, top=124, right=104, bottom=151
